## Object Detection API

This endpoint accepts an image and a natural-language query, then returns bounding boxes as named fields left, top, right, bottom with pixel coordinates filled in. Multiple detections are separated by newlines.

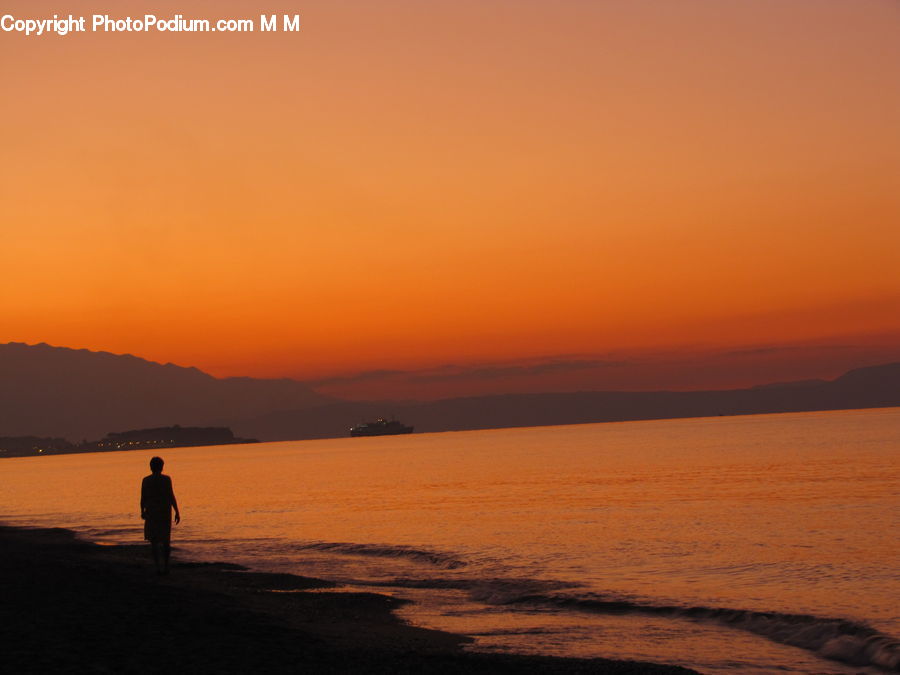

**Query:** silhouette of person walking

left=141, top=456, right=181, bottom=575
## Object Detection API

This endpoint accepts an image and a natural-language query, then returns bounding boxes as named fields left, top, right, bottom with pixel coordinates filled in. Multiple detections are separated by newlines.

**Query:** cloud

left=306, top=369, right=407, bottom=386
left=308, top=357, right=627, bottom=387
left=719, top=344, right=861, bottom=358
left=410, top=358, right=624, bottom=383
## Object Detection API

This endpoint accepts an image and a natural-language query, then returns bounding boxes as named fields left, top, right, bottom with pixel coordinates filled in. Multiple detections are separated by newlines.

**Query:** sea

left=2, top=408, right=898, bottom=674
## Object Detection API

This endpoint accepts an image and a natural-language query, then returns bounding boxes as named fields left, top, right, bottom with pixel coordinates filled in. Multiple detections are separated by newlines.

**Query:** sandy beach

left=0, top=525, right=697, bottom=674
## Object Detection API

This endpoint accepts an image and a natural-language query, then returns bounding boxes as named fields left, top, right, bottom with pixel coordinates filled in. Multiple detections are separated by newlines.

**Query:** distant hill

left=2, top=343, right=898, bottom=445
left=0, top=343, right=329, bottom=441
left=0, top=425, right=257, bottom=458
left=230, top=362, right=900, bottom=441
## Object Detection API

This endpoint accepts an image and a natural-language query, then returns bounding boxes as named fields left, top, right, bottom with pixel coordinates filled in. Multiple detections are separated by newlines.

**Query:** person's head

left=149, top=456, right=164, bottom=474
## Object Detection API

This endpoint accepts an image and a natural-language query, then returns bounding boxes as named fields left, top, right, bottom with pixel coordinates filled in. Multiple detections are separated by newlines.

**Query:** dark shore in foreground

left=0, top=526, right=697, bottom=674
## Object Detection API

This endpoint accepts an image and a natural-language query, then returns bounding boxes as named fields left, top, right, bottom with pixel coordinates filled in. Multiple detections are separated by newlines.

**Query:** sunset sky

left=2, top=0, right=898, bottom=398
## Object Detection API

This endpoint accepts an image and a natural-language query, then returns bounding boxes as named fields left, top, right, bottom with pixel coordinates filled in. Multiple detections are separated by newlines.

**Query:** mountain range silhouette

left=1, top=342, right=898, bottom=443
left=0, top=342, right=328, bottom=441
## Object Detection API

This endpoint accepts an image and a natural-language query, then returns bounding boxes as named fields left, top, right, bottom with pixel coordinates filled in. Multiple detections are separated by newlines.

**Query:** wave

left=367, top=576, right=579, bottom=597
left=286, top=542, right=898, bottom=671
left=370, top=576, right=899, bottom=671
left=294, top=541, right=467, bottom=569
left=79, top=526, right=136, bottom=538
left=503, top=592, right=900, bottom=672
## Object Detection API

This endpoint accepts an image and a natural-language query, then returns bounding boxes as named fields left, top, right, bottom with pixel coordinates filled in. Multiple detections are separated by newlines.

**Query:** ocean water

left=2, top=408, right=898, bottom=674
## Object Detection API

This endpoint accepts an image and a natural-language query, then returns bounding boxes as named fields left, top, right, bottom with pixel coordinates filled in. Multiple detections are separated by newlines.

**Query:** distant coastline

left=1, top=342, right=899, bottom=449
left=238, top=363, right=900, bottom=443
left=0, top=425, right=258, bottom=459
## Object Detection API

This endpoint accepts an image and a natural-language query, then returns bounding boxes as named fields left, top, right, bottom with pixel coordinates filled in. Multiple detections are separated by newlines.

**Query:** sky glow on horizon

left=2, top=0, right=898, bottom=397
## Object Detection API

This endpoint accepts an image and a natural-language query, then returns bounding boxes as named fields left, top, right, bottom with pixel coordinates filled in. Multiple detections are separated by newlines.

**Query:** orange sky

left=2, top=0, right=898, bottom=394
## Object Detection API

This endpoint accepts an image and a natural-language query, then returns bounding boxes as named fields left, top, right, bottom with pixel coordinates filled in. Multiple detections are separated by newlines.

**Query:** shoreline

left=0, top=524, right=698, bottom=674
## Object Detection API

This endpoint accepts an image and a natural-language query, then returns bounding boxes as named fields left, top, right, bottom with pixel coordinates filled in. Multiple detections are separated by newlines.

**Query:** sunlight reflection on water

left=2, top=408, right=898, bottom=674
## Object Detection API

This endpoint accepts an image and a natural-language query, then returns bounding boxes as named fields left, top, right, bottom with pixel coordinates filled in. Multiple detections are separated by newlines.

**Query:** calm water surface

left=2, top=408, right=898, bottom=674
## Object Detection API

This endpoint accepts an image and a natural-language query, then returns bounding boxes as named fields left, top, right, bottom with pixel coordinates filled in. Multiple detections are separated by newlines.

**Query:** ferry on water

left=350, top=418, right=414, bottom=437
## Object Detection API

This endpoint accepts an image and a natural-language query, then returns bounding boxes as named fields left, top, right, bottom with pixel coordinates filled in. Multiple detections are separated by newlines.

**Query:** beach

left=0, top=525, right=697, bottom=674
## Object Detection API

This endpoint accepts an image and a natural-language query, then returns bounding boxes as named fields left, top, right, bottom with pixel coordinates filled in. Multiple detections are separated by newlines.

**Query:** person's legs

left=146, top=516, right=171, bottom=574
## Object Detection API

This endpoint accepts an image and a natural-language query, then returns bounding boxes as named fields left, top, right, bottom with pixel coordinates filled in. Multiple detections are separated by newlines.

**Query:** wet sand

left=0, top=525, right=698, bottom=674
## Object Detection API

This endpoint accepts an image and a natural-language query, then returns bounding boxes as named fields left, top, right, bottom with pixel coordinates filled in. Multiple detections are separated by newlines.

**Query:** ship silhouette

left=350, top=418, right=414, bottom=437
